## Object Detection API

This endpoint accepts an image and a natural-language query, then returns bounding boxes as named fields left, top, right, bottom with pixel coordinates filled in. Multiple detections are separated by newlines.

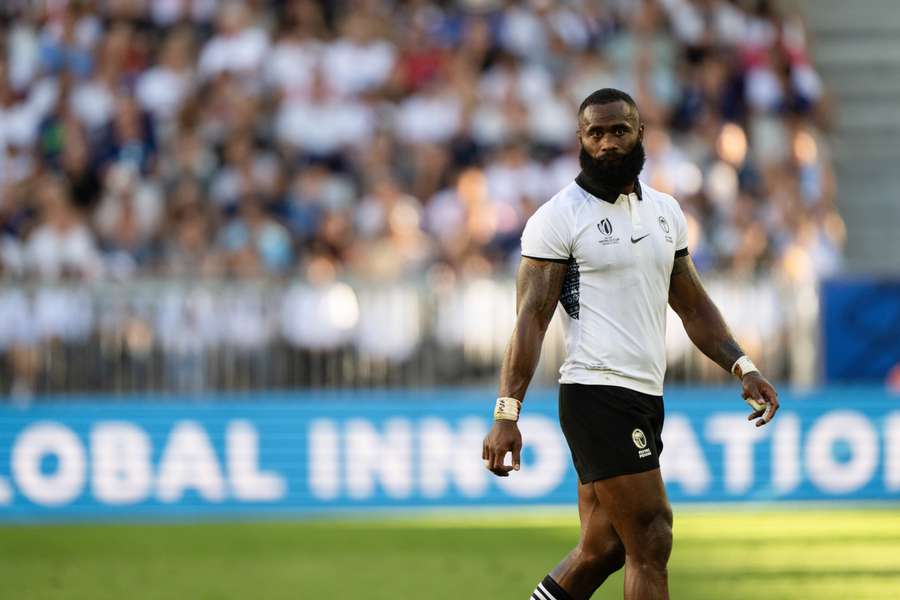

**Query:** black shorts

left=559, top=383, right=665, bottom=484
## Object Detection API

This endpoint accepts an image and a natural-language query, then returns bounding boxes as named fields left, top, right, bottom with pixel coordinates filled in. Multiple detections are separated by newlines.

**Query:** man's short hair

left=578, top=88, right=639, bottom=117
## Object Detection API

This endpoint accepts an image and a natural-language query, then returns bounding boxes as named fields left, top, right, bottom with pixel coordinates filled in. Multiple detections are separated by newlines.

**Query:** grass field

left=2, top=507, right=899, bottom=599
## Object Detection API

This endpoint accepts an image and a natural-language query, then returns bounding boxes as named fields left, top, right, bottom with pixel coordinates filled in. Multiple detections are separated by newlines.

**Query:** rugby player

left=482, top=89, right=779, bottom=600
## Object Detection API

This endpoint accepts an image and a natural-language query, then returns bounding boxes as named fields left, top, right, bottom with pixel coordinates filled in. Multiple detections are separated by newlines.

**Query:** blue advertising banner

left=821, top=278, right=900, bottom=382
left=0, top=387, right=899, bottom=522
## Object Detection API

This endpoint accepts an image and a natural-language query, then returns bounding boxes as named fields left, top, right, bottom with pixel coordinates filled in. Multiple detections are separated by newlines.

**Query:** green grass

left=2, top=507, right=900, bottom=599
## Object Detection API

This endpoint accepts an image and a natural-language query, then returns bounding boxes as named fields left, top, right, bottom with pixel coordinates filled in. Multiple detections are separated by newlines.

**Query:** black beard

left=579, top=140, right=646, bottom=190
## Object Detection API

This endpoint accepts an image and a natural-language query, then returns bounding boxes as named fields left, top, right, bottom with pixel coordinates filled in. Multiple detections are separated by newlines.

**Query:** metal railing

left=0, top=276, right=819, bottom=400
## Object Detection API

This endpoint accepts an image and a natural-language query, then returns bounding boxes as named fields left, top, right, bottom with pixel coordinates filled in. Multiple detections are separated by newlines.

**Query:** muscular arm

left=668, top=253, right=780, bottom=427
left=498, top=256, right=568, bottom=400
left=483, top=256, right=567, bottom=477
left=667, top=254, right=744, bottom=373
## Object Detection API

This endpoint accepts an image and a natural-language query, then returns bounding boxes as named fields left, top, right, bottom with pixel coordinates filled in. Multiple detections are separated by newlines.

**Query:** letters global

left=0, top=388, right=898, bottom=521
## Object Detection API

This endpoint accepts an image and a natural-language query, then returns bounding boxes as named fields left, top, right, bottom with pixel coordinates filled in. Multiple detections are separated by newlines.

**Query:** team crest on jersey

left=658, top=216, right=673, bottom=243
left=597, top=219, right=619, bottom=245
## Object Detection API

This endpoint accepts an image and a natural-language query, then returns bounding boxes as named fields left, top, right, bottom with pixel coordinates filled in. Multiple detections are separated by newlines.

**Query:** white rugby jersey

left=520, top=178, right=689, bottom=396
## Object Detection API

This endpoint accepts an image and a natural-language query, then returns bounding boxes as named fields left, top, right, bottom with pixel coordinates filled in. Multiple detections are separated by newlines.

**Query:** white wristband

left=494, top=397, right=521, bottom=421
left=731, top=355, right=759, bottom=379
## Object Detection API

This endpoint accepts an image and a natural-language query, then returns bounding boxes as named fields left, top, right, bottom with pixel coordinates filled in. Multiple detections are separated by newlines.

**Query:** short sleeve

left=521, top=200, right=571, bottom=262
left=672, top=200, right=689, bottom=254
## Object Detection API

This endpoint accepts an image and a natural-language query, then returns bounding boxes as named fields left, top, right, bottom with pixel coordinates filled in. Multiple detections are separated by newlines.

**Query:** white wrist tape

left=731, top=355, right=759, bottom=379
left=494, top=397, right=521, bottom=421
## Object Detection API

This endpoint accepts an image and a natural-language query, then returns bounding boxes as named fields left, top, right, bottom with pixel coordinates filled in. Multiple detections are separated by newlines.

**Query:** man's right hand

left=482, top=420, right=522, bottom=477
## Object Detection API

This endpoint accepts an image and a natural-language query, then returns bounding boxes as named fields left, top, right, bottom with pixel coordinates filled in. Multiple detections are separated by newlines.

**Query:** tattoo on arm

left=668, top=255, right=744, bottom=373
left=498, top=257, right=568, bottom=401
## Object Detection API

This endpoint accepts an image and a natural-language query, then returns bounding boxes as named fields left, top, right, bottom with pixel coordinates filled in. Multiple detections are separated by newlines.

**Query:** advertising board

left=1, top=388, right=898, bottom=521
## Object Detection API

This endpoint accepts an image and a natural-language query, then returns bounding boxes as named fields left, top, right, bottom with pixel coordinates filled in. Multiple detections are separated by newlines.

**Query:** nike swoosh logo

left=630, top=234, right=649, bottom=243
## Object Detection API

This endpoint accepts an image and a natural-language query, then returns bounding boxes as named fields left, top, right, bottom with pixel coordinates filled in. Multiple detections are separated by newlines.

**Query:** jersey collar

left=575, top=172, right=643, bottom=204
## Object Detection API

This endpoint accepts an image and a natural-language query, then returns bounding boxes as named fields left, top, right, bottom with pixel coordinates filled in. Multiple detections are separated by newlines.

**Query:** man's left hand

left=742, top=372, right=779, bottom=427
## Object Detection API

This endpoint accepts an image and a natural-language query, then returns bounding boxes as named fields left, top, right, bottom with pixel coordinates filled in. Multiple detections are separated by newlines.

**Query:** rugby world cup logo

left=598, top=218, right=613, bottom=236
left=597, top=218, right=620, bottom=245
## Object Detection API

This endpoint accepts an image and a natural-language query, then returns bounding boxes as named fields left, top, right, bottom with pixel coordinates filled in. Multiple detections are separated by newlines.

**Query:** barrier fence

left=0, top=386, right=898, bottom=522
left=0, top=276, right=817, bottom=397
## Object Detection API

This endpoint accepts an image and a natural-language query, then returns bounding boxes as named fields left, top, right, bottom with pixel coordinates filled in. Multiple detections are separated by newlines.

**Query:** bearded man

left=482, top=89, right=780, bottom=600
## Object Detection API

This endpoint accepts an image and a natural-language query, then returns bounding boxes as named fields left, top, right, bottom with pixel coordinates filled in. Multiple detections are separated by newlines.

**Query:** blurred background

left=0, top=1, right=899, bottom=599
left=0, top=0, right=857, bottom=397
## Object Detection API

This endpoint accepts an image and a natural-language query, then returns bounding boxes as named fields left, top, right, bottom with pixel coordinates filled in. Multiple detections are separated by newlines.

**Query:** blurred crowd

left=0, top=0, right=845, bottom=286
left=0, top=0, right=843, bottom=397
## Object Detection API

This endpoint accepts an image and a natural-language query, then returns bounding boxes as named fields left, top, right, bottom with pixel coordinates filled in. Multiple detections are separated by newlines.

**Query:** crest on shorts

left=632, top=428, right=647, bottom=449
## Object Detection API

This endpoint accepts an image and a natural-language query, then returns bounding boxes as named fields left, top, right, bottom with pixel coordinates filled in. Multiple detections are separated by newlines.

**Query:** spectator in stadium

left=23, top=174, right=102, bottom=281
left=0, top=0, right=844, bottom=393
